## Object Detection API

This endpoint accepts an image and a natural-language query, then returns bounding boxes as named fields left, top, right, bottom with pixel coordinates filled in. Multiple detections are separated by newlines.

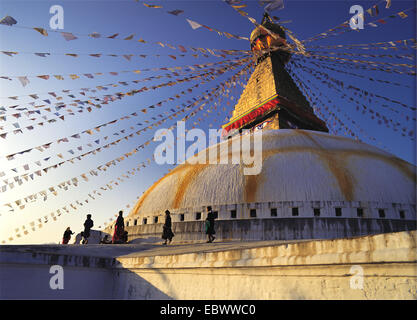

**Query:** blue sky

left=0, top=0, right=415, bottom=244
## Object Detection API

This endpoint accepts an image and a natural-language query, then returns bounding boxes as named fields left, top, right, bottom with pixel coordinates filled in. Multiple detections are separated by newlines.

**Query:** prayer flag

left=398, top=12, right=408, bottom=19
left=33, top=27, right=48, bottom=36
left=2, top=51, right=17, bottom=57
left=61, top=32, right=77, bottom=41
left=0, top=15, right=16, bottom=26
left=168, top=10, right=184, bottom=16
left=124, top=34, right=134, bottom=40
left=34, top=52, right=50, bottom=57
left=18, top=76, right=29, bottom=87
left=186, top=19, right=202, bottom=30
left=143, top=3, right=162, bottom=8
left=89, top=32, right=101, bottom=38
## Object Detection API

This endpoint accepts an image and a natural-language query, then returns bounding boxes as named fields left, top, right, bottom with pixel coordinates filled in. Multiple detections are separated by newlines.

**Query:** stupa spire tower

left=222, top=13, right=328, bottom=137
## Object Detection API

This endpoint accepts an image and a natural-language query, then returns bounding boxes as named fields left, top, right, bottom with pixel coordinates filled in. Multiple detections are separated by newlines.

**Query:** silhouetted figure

left=162, top=210, right=174, bottom=245
left=100, top=235, right=111, bottom=244
left=122, top=231, right=128, bottom=243
left=205, top=206, right=216, bottom=243
left=62, top=227, right=74, bottom=244
left=112, top=211, right=125, bottom=244
left=82, top=214, right=94, bottom=244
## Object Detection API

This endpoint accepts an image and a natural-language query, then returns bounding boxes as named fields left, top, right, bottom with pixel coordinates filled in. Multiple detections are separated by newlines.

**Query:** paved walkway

left=0, top=238, right=314, bottom=260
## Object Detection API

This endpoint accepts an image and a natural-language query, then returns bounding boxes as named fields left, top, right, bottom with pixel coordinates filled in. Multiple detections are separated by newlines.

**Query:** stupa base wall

left=114, top=230, right=417, bottom=299
left=125, top=217, right=416, bottom=243
left=0, top=231, right=415, bottom=299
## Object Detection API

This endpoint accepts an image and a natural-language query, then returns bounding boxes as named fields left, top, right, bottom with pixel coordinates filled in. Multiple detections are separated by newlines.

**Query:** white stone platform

left=0, top=231, right=416, bottom=299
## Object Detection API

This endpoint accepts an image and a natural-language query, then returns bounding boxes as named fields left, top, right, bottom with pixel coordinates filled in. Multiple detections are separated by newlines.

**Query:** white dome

left=129, top=129, right=416, bottom=218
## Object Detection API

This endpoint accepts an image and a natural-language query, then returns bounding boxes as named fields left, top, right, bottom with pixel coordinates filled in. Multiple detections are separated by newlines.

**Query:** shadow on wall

left=0, top=251, right=172, bottom=299
left=112, top=268, right=174, bottom=300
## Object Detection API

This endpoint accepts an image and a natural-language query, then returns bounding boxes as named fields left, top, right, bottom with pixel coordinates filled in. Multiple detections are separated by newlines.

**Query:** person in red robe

left=112, top=211, right=125, bottom=244
left=62, top=227, right=74, bottom=244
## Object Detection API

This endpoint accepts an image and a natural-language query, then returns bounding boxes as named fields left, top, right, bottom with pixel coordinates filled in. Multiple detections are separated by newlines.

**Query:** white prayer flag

left=18, top=76, right=29, bottom=87
left=61, top=32, right=78, bottom=41
left=186, top=19, right=202, bottom=30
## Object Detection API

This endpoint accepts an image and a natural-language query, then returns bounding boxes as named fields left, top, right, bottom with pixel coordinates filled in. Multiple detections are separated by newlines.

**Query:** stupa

left=115, top=14, right=416, bottom=242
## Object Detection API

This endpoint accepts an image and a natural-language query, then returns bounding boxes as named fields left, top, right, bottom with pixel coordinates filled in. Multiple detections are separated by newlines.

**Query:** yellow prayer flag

left=124, top=34, right=134, bottom=40
left=237, top=9, right=248, bottom=17
left=34, top=27, right=48, bottom=36
left=398, top=12, right=408, bottom=19
left=143, top=3, right=162, bottom=8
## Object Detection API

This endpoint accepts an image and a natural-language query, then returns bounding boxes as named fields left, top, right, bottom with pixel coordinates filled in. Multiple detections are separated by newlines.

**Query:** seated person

left=100, top=235, right=112, bottom=244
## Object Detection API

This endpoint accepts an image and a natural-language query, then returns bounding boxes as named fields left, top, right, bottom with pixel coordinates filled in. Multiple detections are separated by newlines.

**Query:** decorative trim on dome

left=221, top=93, right=327, bottom=137
left=126, top=200, right=416, bottom=227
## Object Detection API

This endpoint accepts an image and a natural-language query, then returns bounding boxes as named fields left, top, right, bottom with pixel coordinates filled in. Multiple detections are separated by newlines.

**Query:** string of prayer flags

left=1, top=54, right=249, bottom=87
left=294, top=55, right=412, bottom=89
left=288, top=65, right=360, bottom=139
left=290, top=60, right=415, bottom=138
left=296, top=50, right=416, bottom=76
left=0, top=93, right=210, bottom=208
left=304, top=38, right=417, bottom=51
left=0, top=57, right=250, bottom=160
left=0, top=81, right=208, bottom=182
left=5, top=157, right=166, bottom=240
left=1, top=86, right=234, bottom=211
left=0, top=17, right=251, bottom=58
left=292, top=59, right=416, bottom=114
left=303, top=7, right=416, bottom=43
left=0, top=63, right=252, bottom=203
left=291, top=64, right=385, bottom=146
left=2, top=169, right=143, bottom=242
left=304, top=49, right=415, bottom=63
left=138, top=1, right=248, bottom=40
left=0, top=59, right=248, bottom=136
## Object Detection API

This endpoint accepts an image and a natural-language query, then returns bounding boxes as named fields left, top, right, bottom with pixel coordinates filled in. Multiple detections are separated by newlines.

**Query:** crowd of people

left=61, top=211, right=128, bottom=245
left=61, top=206, right=217, bottom=245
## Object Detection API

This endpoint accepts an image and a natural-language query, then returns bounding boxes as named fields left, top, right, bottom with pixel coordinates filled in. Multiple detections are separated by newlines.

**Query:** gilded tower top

left=222, top=13, right=328, bottom=138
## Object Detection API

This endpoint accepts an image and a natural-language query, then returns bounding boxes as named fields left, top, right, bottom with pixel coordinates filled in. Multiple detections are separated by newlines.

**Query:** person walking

left=62, top=227, right=74, bottom=244
left=82, top=214, right=94, bottom=244
left=112, top=211, right=125, bottom=244
left=162, top=210, right=174, bottom=245
left=205, top=206, right=216, bottom=243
